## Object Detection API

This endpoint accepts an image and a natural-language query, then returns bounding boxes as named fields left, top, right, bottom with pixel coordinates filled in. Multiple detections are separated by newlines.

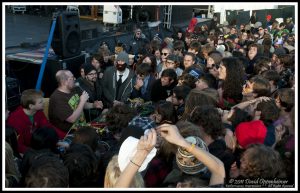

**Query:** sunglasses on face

left=207, top=64, right=219, bottom=70
left=244, top=80, right=252, bottom=88
left=162, top=53, right=169, bottom=56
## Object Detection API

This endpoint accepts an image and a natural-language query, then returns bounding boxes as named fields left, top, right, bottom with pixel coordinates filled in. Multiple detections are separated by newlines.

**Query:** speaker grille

left=51, top=11, right=81, bottom=59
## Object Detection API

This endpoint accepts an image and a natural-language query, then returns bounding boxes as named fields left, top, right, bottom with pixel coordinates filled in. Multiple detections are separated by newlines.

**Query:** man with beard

left=75, top=63, right=103, bottom=122
left=102, top=51, right=135, bottom=107
left=49, top=70, right=102, bottom=136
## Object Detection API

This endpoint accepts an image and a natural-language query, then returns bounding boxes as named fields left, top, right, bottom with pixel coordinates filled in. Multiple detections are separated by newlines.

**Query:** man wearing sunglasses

left=129, top=28, right=150, bottom=55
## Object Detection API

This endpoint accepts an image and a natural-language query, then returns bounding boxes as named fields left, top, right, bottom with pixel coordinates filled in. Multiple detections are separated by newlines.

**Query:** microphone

left=74, top=82, right=84, bottom=92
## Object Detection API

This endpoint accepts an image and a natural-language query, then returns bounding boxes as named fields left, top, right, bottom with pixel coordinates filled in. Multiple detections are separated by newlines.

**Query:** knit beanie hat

left=235, top=120, right=267, bottom=149
left=176, top=136, right=208, bottom=174
left=116, top=51, right=129, bottom=65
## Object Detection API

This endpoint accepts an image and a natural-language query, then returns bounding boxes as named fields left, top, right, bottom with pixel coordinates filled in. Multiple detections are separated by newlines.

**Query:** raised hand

left=137, top=128, right=157, bottom=154
left=156, top=124, right=185, bottom=147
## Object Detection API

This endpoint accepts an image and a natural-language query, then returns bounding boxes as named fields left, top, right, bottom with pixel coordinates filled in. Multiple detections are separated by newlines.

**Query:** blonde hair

left=20, top=89, right=43, bottom=109
left=104, top=155, right=145, bottom=188
left=5, top=142, right=20, bottom=187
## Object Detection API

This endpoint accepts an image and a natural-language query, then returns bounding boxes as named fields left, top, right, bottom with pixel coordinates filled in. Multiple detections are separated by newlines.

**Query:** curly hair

left=240, top=144, right=286, bottom=179
left=221, top=57, right=244, bottom=101
left=105, top=104, right=137, bottom=134
left=189, top=105, right=225, bottom=139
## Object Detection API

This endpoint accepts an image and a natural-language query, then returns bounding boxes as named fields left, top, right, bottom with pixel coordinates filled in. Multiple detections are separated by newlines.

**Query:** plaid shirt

left=128, top=116, right=156, bottom=131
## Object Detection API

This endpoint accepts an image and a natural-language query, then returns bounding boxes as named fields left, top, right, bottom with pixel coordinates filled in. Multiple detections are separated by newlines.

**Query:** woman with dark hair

left=137, top=53, right=157, bottom=76
left=217, top=57, right=244, bottom=110
left=151, top=100, right=178, bottom=125
left=181, top=88, right=219, bottom=120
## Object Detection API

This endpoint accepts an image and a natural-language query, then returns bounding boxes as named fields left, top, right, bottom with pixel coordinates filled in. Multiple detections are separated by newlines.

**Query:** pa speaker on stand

left=51, top=11, right=81, bottom=59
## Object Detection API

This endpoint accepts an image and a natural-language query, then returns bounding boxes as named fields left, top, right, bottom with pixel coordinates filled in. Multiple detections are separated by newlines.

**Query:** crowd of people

left=5, top=11, right=296, bottom=188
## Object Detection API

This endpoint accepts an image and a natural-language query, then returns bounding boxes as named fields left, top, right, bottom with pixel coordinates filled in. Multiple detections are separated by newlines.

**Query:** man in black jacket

left=75, top=63, right=103, bottom=122
left=129, top=28, right=150, bottom=55
left=150, top=69, right=177, bottom=104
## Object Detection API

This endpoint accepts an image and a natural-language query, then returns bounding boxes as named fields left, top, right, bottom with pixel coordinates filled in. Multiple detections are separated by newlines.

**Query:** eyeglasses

left=87, top=72, right=97, bottom=76
left=244, top=80, right=252, bottom=88
left=162, top=53, right=169, bottom=56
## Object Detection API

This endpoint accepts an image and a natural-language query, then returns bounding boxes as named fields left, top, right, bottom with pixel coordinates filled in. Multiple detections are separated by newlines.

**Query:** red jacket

left=6, top=106, right=66, bottom=154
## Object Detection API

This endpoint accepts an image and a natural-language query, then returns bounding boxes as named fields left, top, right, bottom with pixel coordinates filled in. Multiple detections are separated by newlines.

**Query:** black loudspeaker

left=51, top=11, right=81, bottom=59
left=6, top=77, right=21, bottom=111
